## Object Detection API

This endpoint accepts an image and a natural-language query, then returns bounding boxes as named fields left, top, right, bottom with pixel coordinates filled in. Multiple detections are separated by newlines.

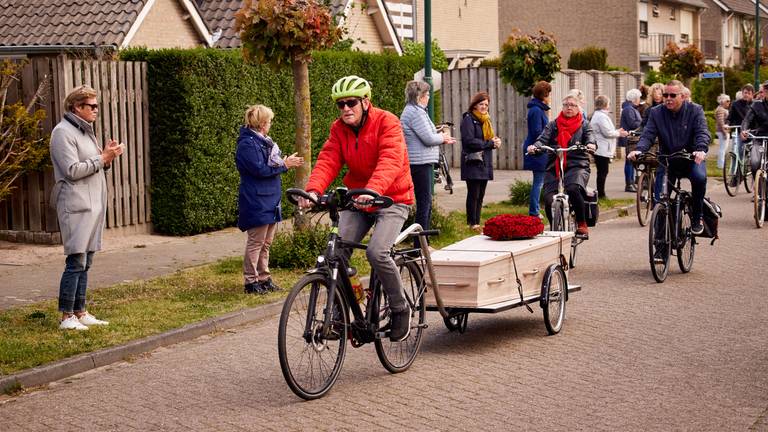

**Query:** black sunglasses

left=336, top=98, right=361, bottom=109
left=81, top=103, right=99, bottom=110
left=662, top=93, right=678, bottom=99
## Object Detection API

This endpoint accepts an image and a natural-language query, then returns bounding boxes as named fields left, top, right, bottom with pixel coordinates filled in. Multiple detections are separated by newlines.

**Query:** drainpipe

left=424, top=0, right=434, bottom=120
left=756, top=0, right=761, bottom=89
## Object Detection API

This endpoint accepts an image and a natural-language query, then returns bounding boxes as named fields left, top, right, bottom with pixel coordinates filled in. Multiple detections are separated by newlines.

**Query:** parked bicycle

left=278, top=187, right=438, bottom=400
left=723, top=125, right=753, bottom=197
left=745, top=132, right=768, bottom=227
left=639, top=150, right=697, bottom=283
left=435, top=122, right=454, bottom=194
left=629, top=130, right=657, bottom=226
left=529, top=143, right=593, bottom=268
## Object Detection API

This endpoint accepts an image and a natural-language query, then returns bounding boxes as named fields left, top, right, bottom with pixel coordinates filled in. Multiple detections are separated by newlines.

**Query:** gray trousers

left=338, top=204, right=410, bottom=313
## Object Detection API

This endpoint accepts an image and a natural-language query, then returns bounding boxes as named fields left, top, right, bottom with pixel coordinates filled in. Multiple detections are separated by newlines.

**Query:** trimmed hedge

left=120, top=48, right=421, bottom=235
left=567, top=46, right=608, bottom=71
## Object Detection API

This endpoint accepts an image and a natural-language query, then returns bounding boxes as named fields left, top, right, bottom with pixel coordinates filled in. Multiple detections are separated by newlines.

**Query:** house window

left=640, top=21, right=648, bottom=37
left=670, top=7, right=676, bottom=20
left=680, top=33, right=689, bottom=43
left=733, top=18, right=742, bottom=47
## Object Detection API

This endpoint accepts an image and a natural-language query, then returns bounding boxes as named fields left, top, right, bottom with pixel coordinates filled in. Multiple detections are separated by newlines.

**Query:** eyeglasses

left=336, top=98, right=361, bottom=109
left=562, top=103, right=579, bottom=108
left=80, top=103, right=99, bottom=110
left=662, top=93, right=678, bottom=99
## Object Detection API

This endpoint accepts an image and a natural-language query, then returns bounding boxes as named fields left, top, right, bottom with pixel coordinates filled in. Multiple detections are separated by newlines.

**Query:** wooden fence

left=440, top=68, right=644, bottom=169
left=0, top=56, right=150, bottom=243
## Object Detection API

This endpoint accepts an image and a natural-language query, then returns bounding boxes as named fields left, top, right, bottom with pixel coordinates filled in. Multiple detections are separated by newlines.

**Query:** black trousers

left=465, top=179, right=488, bottom=225
left=544, top=184, right=586, bottom=223
left=594, top=155, right=610, bottom=198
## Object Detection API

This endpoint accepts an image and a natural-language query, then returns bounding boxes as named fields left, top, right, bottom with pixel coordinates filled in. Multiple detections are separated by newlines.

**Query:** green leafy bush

left=403, top=199, right=457, bottom=239
left=119, top=48, right=421, bottom=235
left=508, top=179, right=537, bottom=206
left=270, top=223, right=332, bottom=269
left=567, top=46, right=608, bottom=71
left=691, top=67, right=752, bottom=110
left=499, top=30, right=561, bottom=97
left=401, top=39, right=449, bottom=72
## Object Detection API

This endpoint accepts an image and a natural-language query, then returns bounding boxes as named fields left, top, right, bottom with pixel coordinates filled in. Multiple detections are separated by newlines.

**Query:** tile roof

left=198, top=0, right=348, bottom=48
left=0, top=0, right=148, bottom=48
left=671, top=0, right=709, bottom=8
left=717, top=0, right=768, bottom=16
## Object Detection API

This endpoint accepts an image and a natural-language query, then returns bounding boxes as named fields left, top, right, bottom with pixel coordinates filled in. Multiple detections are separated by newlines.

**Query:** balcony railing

left=639, top=33, right=675, bottom=58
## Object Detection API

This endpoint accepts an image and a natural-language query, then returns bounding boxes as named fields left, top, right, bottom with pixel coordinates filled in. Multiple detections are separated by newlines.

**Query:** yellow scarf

left=472, top=110, right=495, bottom=140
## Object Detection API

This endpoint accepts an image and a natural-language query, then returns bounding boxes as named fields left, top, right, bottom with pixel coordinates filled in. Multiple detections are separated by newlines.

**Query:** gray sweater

left=400, top=102, right=443, bottom=165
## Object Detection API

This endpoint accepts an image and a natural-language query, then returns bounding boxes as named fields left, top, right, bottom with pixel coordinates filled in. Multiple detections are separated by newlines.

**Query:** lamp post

left=424, top=0, right=434, bottom=120
left=756, top=0, right=761, bottom=89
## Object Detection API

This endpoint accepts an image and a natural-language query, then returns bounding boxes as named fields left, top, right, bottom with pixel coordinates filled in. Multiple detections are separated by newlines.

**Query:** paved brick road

left=2, top=183, right=767, bottom=431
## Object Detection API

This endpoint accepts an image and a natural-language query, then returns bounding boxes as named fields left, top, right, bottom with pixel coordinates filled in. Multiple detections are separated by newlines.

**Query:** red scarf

left=554, top=111, right=582, bottom=178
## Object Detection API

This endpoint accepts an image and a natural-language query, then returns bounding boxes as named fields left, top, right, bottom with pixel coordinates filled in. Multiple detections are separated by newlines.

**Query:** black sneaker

left=244, top=282, right=266, bottom=294
left=691, top=219, right=704, bottom=236
left=388, top=308, right=412, bottom=342
left=262, top=278, right=281, bottom=292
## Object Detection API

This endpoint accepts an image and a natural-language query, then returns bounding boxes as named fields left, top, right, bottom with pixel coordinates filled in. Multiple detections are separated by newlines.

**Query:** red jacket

left=306, top=105, right=415, bottom=205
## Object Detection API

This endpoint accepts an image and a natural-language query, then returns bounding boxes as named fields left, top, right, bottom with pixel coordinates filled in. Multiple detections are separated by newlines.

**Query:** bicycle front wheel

left=723, top=152, right=740, bottom=197
left=636, top=171, right=652, bottom=226
left=374, top=259, right=426, bottom=373
left=755, top=170, right=767, bottom=228
left=676, top=200, right=695, bottom=273
left=278, top=273, right=348, bottom=400
left=744, top=163, right=754, bottom=193
left=649, top=204, right=670, bottom=283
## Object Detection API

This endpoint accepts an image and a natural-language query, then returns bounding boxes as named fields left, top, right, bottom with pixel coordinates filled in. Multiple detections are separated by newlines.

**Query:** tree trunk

left=292, top=59, right=312, bottom=230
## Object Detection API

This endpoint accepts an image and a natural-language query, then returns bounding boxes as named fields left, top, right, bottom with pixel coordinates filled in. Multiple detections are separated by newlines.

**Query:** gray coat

left=400, top=102, right=442, bottom=165
left=50, top=113, right=107, bottom=255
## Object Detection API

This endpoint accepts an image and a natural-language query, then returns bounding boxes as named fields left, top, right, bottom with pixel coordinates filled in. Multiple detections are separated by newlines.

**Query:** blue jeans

left=624, top=155, right=635, bottom=185
left=58, top=252, right=94, bottom=313
left=529, top=171, right=545, bottom=216
left=410, top=164, right=434, bottom=231
left=716, top=131, right=728, bottom=169
left=654, top=159, right=707, bottom=222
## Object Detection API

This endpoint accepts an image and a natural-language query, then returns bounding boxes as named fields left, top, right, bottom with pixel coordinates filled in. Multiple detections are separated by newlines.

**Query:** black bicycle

left=723, top=126, right=753, bottom=197
left=640, top=151, right=697, bottom=283
left=278, top=187, right=438, bottom=400
left=435, top=122, right=454, bottom=194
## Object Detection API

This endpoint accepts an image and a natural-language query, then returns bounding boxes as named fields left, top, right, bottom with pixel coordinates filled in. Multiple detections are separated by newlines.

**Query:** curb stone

left=0, top=203, right=634, bottom=395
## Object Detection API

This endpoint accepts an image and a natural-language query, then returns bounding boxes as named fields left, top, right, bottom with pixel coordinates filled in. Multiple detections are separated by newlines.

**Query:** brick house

left=0, top=0, right=213, bottom=57
left=700, top=0, right=768, bottom=67
left=198, top=0, right=403, bottom=54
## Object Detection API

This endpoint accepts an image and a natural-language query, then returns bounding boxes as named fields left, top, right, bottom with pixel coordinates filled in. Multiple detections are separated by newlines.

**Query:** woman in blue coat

left=522, top=81, right=551, bottom=217
left=236, top=105, right=302, bottom=294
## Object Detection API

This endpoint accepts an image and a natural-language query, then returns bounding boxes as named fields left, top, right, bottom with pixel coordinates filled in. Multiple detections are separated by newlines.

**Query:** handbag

left=464, top=151, right=484, bottom=163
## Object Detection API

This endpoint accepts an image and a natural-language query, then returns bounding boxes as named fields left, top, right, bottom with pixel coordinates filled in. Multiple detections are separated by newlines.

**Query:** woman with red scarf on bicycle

left=527, top=94, right=597, bottom=237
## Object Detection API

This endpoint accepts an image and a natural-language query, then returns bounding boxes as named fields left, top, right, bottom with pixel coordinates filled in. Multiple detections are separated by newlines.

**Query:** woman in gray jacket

left=400, top=80, right=454, bottom=236
left=50, top=85, right=124, bottom=330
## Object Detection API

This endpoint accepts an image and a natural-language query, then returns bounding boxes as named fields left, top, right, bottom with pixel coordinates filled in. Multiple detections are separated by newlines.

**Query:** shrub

left=403, top=199, right=457, bottom=239
left=691, top=67, right=751, bottom=110
left=119, top=48, right=421, bottom=235
left=270, top=223, right=332, bottom=268
left=567, top=46, right=608, bottom=71
left=401, top=39, right=449, bottom=72
left=499, top=30, right=561, bottom=97
left=508, top=179, right=538, bottom=206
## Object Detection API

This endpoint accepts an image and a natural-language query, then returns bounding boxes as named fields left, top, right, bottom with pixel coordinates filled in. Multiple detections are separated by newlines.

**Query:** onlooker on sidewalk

left=461, top=91, right=502, bottom=231
left=50, top=85, right=125, bottom=330
left=590, top=95, right=628, bottom=199
left=400, top=80, right=455, bottom=243
left=619, top=89, right=643, bottom=192
left=522, top=81, right=551, bottom=217
left=236, top=105, right=303, bottom=294
left=715, top=94, right=731, bottom=169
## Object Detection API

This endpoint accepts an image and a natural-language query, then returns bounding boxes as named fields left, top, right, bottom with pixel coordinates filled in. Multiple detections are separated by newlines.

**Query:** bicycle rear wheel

left=744, top=165, right=754, bottom=193
left=649, top=204, right=670, bottom=283
left=676, top=200, right=695, bottom=273
left=541, top=264, right=567, bottom=335
left=723, top=152, right=740, bottom=197
left=636, top=171, right=652, bottom=226
left=278, top=273, right=348, bottom=400
left=568, top=211, right=578, bottom=268
left=374, top=259, right=426, bottom=373
left=755, top=170, right=767, bottom=228
left=550, top=200, right=565, bottom=231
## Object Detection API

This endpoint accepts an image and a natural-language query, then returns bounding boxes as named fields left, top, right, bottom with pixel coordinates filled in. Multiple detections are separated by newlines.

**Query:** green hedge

left=567, top=46, right=608, bottom=71
left=120, top=48, right=421, bottom=235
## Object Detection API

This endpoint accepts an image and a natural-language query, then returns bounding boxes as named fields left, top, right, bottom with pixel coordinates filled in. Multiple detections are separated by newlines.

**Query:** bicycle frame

left=656, top=167, right=689, bottom=250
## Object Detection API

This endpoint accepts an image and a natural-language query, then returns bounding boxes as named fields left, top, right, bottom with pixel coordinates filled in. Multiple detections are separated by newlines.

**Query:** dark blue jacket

left=637, top=102, right=710, bottom=154
left=618, top=100, right=641, bottom=147
left=522, top=98, right=549, bottom=171
left=460, top=111, right=495, bottom=181
left=235, top=126, right=287, bottom=231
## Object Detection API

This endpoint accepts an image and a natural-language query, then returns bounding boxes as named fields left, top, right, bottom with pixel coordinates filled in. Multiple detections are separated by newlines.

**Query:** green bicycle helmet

left=331, top=75, right=371, bottom=102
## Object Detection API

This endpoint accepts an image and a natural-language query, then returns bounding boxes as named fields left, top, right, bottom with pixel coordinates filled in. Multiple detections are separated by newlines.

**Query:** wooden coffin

left=426, top=232, right=573, bottom=308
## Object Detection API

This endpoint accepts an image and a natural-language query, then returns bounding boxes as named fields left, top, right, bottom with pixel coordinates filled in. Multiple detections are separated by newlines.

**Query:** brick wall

left=129, top=0, right=204, bottom=49
left=414, top=0, right=500, bottom=58
left=499, top=0, right=639, bottom=71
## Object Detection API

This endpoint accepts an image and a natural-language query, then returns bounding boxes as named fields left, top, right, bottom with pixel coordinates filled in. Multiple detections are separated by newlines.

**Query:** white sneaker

left=60, top=315, right=89, bottom=330
left=78, top=312, right=109, bottom=326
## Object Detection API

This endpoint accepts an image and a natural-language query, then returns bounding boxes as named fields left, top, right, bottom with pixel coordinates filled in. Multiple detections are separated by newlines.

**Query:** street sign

left=702, top=72, right=724, bottom=79
left=414, top=68, right=442, bottom=91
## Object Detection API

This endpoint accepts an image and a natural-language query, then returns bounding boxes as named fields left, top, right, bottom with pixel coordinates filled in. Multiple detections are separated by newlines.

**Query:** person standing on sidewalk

left=522, top=81, right=551, bottom=217
left=50, top=85, right=124, bottom=330
left=236, top=105, right=303, bottom=294
left=715, top=94, right=730, bottom=169
left=400, top=80, right=455, bottom=242
left=460, top=91, right=502, bottom=231
left=590, top=95, right=628, bottom=199
left=619, top=89, right=643, bottom=192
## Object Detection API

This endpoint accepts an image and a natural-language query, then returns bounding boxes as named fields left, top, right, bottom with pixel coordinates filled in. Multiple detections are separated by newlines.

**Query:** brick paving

left=1, top=179, right=767, bottom=430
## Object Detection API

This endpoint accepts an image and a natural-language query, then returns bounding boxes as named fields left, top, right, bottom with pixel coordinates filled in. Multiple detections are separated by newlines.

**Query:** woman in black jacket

left=460, top=91, right=501, bottom=231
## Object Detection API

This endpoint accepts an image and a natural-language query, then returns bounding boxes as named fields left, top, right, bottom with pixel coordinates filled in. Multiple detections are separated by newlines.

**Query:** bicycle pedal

left=417, top=323, right=428, bottom=329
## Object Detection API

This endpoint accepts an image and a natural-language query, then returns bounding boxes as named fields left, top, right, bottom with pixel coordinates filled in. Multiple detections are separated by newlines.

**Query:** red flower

left=482, top=214, right=544, bottom=240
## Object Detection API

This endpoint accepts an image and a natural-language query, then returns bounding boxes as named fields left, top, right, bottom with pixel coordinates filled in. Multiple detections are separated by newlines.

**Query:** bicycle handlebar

left=744, top=131, right=768, bottom=141
left=529, top=143, right=594, bottom=155
left=285, top=187, right=394, bottom=211
left=638, top=150, right=695, bottom=162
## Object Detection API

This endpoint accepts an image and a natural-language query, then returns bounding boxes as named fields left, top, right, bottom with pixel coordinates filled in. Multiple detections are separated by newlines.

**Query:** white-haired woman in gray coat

left=50, top=85, right=124, bottom=330
left=400, top=80, right=454, bottom=238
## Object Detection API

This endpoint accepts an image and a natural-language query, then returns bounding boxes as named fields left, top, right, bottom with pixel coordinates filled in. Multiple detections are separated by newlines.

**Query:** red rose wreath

left=482, top=214, right=544, bottom=240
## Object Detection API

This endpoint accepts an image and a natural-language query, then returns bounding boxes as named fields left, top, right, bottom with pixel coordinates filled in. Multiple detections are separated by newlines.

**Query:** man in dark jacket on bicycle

left=629, top=80, right=711, bottom=235
left=740, top=81, right=768, bottom=177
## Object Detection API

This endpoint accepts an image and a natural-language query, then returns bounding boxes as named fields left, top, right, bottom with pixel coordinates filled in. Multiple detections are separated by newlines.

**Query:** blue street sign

left=702, top=72, right=724, bottom=79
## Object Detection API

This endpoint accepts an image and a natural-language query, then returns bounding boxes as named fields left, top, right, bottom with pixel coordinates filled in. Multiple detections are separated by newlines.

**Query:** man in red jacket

left=299, top=75, right=415, bottom=342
